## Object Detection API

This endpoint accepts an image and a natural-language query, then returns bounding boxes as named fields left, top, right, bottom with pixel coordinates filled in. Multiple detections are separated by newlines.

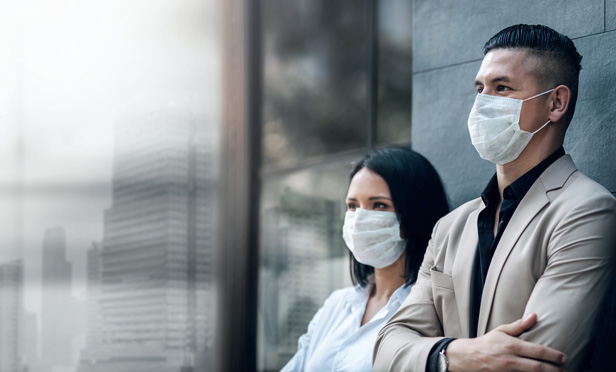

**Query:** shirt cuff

left=426, top=338, right=456, bottom=372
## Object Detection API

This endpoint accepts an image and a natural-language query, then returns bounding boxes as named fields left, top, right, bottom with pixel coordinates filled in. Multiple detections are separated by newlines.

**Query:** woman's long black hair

left=348, top=146, right=449, bottom=287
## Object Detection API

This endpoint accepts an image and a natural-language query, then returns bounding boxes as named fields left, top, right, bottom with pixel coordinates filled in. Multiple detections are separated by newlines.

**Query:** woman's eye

left=347, top=203, right=356, bottom=211
left=373, top=202, right=388, bottom=209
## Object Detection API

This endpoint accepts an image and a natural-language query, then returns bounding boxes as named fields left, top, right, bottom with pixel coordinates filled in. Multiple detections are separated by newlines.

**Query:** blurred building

left=79, top=243, right=101, bottom=364
left=23, top=310, right=40, bottom=372
left=0, top=259, right=42, bottom=372
left=40, top=227, right=76, bottom=371
left=79, top=97, right=215, bottom=372
left=259, top=188, right=345, bottom=367
left=0, top=260, right=24, bottom=372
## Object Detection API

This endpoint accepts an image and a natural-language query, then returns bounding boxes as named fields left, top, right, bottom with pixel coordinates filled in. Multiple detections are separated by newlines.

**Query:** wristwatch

left=437, top=346, right=449, bottom=372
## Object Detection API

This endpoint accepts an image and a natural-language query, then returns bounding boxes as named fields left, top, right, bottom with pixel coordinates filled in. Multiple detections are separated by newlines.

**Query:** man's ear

left=548, top=85, right=571, bottom=123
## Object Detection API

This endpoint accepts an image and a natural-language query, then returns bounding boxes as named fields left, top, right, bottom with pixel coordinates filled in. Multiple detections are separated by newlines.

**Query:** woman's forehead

left=347, top=168, right=391, bottom=197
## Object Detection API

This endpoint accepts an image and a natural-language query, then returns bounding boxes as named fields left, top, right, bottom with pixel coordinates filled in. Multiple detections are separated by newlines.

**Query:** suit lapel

left=452, top=207, right=481, bottom=338
left=476, top=155, right=578, bottom=335
left=476, top=183, right=549, bottom=334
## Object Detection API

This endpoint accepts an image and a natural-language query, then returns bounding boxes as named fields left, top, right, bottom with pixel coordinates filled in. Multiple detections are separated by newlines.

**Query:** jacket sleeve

left=373, top=221, right=446, bottom=372
left=519, top=193, right=616, bottom=372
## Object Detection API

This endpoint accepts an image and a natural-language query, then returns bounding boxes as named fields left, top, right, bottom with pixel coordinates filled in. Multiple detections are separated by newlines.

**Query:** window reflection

left=262, top=0, right=370, bottom=166
left=258, top=163, right=353, bottom=370
left=257, top=1, right=413, bottom=371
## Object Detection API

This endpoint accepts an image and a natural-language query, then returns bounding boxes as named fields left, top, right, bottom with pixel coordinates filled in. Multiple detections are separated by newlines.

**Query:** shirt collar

left=509, top=146, right=565, bottom=200
left=480, top=173, right=499, bottom=206
left=344, top=282, right=413, bottom=313
left=346, top=285, right=370, bottom=313
left=481, top=147, right=566, bottom=205
left=393, top=283, right=413, bottom=305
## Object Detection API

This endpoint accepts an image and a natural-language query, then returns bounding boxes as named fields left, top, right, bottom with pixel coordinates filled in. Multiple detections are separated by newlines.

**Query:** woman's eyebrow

left=369, top=196, right=392, bottom=201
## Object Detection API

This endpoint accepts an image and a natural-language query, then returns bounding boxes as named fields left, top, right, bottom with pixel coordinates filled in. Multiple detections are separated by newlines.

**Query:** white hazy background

left=0, top=0, right=220, bottom=315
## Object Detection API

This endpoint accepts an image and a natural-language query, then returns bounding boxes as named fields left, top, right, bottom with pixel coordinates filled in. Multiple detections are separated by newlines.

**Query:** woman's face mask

left=342, top=208, right=405, bottom=269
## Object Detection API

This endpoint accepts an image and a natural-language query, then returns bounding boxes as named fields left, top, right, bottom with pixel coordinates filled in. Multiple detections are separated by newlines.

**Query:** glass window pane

left=0, top=1, right=220, bottom=371
left=257, top=160, right=356, bottom=371
left=376, top=0, right=413, bottom=145
left=262, top=0, right=370, bottom=166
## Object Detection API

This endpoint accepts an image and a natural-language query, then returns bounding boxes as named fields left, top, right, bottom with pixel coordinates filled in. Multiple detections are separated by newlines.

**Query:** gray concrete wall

left=411, top=0, right=616, bottom=208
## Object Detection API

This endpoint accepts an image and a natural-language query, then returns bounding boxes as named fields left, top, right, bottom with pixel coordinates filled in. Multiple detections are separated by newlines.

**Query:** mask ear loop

left=523, top=88, right=555, bottom=101
left=532, top=120, right=551, bottom=134
left=525, top=89, right=555, bottom=134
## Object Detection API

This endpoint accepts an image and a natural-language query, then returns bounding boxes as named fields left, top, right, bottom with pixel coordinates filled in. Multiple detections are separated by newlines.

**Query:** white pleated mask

left=467, top=89, right=554, bottom=165
left=342, top=208, right=405, bottom=269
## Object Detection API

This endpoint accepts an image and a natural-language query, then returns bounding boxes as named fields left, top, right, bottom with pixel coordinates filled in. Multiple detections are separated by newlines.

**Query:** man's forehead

left=475, top=48, right=537, bottom=83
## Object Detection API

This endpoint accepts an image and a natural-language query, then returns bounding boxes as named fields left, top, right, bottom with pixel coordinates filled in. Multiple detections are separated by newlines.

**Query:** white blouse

left=280, top=283, right=412, bottom=372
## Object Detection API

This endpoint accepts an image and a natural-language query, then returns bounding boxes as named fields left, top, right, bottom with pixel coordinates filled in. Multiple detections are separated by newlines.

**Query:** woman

left=281, top=146, right=449, bottom=371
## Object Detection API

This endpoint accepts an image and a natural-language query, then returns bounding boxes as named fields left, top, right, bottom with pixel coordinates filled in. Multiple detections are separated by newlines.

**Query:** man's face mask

left=467, top=89, right=554, bottom=165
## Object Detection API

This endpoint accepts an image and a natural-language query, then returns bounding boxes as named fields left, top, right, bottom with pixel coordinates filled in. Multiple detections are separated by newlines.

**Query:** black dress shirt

left=427, top=147, right=565, bottom=371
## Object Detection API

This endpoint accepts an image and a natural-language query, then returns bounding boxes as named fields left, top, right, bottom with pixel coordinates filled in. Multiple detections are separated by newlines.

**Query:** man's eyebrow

left=491, top=76, right=511, bottom=83
left=475, top=76, right=511, bottom=86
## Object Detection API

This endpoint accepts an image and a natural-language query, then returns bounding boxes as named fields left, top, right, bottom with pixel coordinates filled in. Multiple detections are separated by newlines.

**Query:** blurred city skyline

left=1, top=1, right=222, bottom=371
left=0, top=0, right=221, bottom=313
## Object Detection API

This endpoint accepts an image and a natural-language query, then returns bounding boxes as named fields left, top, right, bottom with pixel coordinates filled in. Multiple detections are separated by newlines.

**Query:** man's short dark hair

left=483, top=24, right=582, bottom=124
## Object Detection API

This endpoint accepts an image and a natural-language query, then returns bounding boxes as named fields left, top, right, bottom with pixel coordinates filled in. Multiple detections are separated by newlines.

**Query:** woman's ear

left=548, top=85, right=571, bottom=124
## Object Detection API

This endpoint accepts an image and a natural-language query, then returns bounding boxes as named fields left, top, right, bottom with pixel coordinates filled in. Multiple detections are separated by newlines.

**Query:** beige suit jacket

left=373, top=155, right=616, bottom=371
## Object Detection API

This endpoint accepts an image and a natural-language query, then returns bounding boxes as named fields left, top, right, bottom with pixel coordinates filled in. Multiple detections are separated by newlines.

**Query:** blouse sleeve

left=280, top=290, right=342, bottom=371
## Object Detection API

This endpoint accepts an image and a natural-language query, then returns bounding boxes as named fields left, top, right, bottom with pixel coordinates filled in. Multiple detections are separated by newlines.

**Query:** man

left=373, top=24, right=616, bottom=372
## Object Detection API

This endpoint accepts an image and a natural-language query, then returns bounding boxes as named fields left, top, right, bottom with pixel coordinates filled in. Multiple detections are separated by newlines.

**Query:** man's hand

left=446, top=313, right=568, bottom=372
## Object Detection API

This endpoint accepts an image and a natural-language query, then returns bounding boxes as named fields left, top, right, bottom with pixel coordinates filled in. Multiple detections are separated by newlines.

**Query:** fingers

left=496, top=313, right=567, bottom=366
left=446, top=332, right=567, bottom=372
left=508, top=356, right=565, bottom=372
left=513, top=338, right=568, bottom=366
left=519, top=312, right=537, bottom=330
left=497, top=313, right=537, bottom=337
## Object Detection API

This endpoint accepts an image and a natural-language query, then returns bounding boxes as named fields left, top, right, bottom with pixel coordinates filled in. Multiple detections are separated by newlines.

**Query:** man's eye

left=477, top=87, right=483, bottom=93
left=347, top=203, right=356, bottom=211
left=497, top=85, right=510, bottom=91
